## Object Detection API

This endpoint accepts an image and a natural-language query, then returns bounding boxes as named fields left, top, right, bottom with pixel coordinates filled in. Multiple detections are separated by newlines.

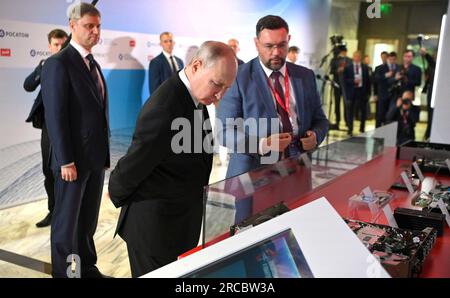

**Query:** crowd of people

left=21, top=1, right=437, bottom=278
left=329, top=46, right=435, bottom=143
left=23, top=2, right=328, bottom=278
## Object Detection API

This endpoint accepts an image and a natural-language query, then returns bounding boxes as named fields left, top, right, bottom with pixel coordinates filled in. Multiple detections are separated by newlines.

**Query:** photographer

left=386, top=90, right=419, bottom=145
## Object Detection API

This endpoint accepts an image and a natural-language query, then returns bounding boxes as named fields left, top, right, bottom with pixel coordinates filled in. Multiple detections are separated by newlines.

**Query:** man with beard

left=217, top=15, right=329, bottom=178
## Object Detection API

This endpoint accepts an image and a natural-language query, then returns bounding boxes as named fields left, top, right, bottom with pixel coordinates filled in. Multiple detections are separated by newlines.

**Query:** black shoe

left=36, top=212, right=52, bottom=228
left=82, top=266, right=113, bottom=278
left=329, top=123, right=339, bottom=130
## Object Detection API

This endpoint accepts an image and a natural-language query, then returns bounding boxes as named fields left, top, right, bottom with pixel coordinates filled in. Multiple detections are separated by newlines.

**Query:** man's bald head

left=186, top=41, right=238, bottom=105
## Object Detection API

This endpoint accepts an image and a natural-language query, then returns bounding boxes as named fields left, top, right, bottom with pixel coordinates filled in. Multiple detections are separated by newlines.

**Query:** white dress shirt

left=258, top=60, right=300, bottom=155
left=70, top=40, right=105, bottom=99
left=163, top=50, right=180, bottom=72
left=258, top=60, right=299, bottom=135
left=353, top=62, right=363, bottom=88
left=178, top=68, right=200, bottom=108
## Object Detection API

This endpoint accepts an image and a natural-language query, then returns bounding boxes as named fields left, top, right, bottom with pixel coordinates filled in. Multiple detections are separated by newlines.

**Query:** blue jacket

left=217, top=58, right=329, bottom=178
left=149, top=52, right=184, bottom=94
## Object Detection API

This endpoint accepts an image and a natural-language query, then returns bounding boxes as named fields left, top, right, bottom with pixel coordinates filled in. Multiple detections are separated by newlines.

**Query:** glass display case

left=202, top=124, right=398, bottom=246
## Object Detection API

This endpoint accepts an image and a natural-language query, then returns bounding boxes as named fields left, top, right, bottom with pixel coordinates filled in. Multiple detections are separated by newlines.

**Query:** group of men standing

left=24, top=2, right=329, bottom=278
left=329, top=47, right=425, bottom=138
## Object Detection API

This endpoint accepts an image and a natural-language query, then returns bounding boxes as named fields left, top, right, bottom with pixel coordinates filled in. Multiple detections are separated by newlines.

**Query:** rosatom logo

left=30, top=49, right=51, bottom=58
left=1, top=48, right=12, bottom=57
left=0, top=29, right=29, bottom=38
left=118, top=53, right=123, bottom=61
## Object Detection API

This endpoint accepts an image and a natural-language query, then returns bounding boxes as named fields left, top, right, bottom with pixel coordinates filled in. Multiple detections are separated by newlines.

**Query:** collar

left=70, top=40, right=91, bottom=59
left=178, top=68, right=200, bottom=108
left=259, top=59, right=287, bottom=79
left=162, top=50, right=174, bottom=60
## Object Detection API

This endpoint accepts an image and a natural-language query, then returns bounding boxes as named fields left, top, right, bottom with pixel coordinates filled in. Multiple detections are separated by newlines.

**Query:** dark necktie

left=86, top=54, right=103, bottom=101
left=271, top=71, right=293, bottom=158
left=271, top=71, right=293, bottom=134
left=355, top=64, right=359, bottom=75
left=169, top=56, right=177, bottom=73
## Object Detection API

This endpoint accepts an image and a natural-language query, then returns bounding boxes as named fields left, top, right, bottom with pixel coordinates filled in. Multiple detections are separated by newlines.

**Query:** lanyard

left=267, top=69, right=291, bottom=115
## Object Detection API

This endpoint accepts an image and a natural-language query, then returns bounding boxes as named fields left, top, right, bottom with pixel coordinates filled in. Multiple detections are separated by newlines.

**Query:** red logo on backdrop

left=1, top=48, right=11, bottom=56
left=129, top=40, right=136, bottom=47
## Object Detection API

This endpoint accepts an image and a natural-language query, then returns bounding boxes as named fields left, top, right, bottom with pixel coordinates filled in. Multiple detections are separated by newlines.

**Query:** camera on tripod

left=330, top=35, right=347, bottom=58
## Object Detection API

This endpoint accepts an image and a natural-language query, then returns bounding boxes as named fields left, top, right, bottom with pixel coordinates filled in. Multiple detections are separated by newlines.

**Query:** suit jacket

left=109, top=73, right=213, bottom=257
left=343, top=62, right=371, bottom=100
left=217, top=58, right=329, bottom=178
left=24, top=60, right=45, bottom=129
left=41, top=44, right=110, bottom=171
left=401, top=64, right=422, bottom=93
left=149, top=52, right=184, bottom=94
left=374, top=63, right=399, bottom=102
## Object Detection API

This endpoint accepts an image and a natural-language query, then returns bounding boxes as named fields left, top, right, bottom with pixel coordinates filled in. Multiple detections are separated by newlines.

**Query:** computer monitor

left=183, top=229, right=313, bottom=278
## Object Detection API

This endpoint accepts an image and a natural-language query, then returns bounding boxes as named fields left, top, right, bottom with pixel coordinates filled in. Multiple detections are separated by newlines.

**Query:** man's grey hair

left=68, top=2, right=101, bottom=21
left=189, top=41, right=236, bottom=68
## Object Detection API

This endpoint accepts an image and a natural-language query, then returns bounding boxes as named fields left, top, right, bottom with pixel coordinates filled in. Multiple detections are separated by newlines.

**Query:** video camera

left=330, top=35, right=347, bottom=58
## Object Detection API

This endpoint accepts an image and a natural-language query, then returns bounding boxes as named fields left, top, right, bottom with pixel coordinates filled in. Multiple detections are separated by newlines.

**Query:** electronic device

left=183, top=229, right=314, bottom=278
left=345, top=219, right=437, bottom=278
left=397, top=141, right=450, bottom=161
left=394, top=207, right=445, bottom=236
left=230, top=202, right=290, bottom=236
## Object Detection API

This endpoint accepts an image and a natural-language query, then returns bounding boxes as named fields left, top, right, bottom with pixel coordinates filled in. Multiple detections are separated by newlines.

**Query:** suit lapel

left=287, top=63, right=305, bottom=132
left=160, top=53, right=173, bottom=77
left=251, top=59, right=278, bottom=119
left=67, top=45, right=104, bottom=108
left=173, top=75, right=212, bottom=169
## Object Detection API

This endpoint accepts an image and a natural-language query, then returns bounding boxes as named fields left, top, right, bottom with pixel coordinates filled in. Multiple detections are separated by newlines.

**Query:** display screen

left=183, top=229, right=314, bottom=278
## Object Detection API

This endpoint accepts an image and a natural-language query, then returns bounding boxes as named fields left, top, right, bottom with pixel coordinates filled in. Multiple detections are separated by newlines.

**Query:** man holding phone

left=217, top=15, right=329, bottom=178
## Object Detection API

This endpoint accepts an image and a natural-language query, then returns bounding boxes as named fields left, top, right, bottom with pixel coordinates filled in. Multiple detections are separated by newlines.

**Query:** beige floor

left=0, top=119, right=427, bottom=277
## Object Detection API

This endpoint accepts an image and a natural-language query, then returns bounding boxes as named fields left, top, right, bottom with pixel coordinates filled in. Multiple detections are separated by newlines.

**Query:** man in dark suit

left=149, top=32, right=184, bottom=94
left=344, top=51, right=371, bottom=135
left=41, top=3, right=110, bottom=278
left=398, top=49, right=422, bottom=96
left=228, top=38, right=245, bottom=65
left=374, top=51, right=400, bottom=127
left=108, top=41, right=238, bottom=277
left=23, top=28, right=68, bottom=228
left=372, top=51, right=388, bottom=104
left=217, top=15, right=329, bottom=178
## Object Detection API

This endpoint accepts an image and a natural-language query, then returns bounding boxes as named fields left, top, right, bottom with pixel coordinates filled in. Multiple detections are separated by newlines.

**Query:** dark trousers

left=41, top=124, right=55, bottom=213
left=346, top=88, right=367, bottom=133
left=376, top=96, right=390, bottom=128
left=126, top=243, right=177, bottom=277
left=51, top=168, right=105, bottom=278
left=333, top=86, right=342, bottom=125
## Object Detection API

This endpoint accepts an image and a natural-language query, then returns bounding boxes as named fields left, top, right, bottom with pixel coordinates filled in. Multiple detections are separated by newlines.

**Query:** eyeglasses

left=261, top=42, right=288, bottom=52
